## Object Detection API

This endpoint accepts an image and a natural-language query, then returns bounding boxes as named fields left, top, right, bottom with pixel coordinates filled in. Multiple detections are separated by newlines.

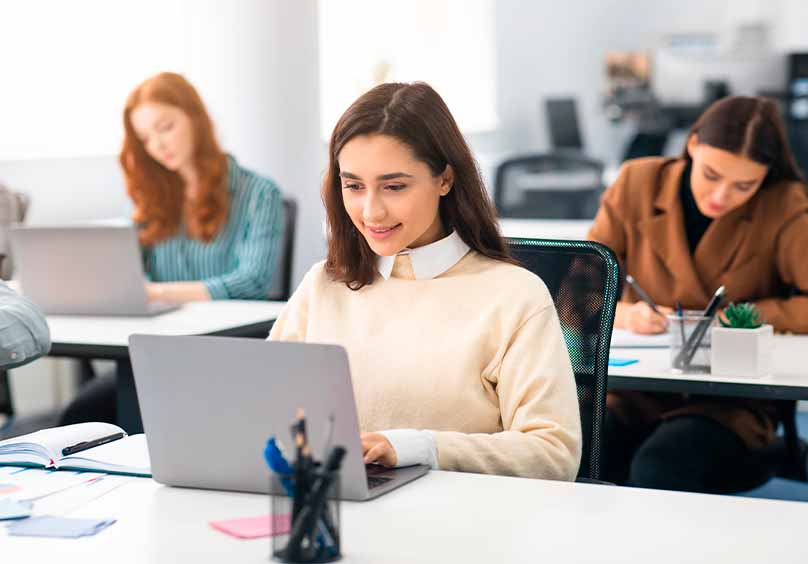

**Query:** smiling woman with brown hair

left=270, top=82, right=582, bottom=480
left=589, top=96, right=808, bottom=493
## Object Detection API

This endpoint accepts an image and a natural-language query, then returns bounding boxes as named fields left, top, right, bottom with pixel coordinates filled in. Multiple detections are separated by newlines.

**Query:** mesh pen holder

left=271, top=472, right=341, bottom=563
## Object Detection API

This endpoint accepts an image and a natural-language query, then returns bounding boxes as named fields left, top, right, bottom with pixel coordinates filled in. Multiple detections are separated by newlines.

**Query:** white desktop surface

left=610, top=335, right=808, bottom=388
left=499, top=218, right=592, bottom=241
left=3, top=471, right=806, bottom=563
left=47, top=300, right=286, bottom=348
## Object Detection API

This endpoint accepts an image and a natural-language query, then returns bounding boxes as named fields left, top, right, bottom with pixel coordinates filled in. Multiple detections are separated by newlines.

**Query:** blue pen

left=264, top=438, right=295, bottom=495
left=264, top=438, right=337, bottom=556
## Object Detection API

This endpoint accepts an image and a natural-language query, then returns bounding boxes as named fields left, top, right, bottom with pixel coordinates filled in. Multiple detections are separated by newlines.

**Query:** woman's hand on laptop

left=145, top=282, right=211, bottom=303
left=361, top=432, right=397, bottom=467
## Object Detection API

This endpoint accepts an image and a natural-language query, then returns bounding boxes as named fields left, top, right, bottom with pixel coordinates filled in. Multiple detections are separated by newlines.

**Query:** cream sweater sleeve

left=431, top=305, right=582, bottom=481
left=268, top=265, right=317, bottom=342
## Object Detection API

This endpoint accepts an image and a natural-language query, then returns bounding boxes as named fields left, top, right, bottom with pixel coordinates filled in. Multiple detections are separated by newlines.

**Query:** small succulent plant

left=719, top=302, right=764, bottom=329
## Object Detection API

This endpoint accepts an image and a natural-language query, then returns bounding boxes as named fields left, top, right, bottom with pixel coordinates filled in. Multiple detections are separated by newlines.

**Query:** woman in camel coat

left=589, top=96, right=808, bottom=493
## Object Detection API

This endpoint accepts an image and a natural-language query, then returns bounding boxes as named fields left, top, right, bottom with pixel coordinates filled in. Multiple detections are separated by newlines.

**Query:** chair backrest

left=545, top=97, right=583, bottom=152
left=622, top=131, right=669, bottom=161
left=494, top=153, right=604, bottom=219
left=267, top=199, right=298, bottom=301
left=508, top=238, right=620, bottom=480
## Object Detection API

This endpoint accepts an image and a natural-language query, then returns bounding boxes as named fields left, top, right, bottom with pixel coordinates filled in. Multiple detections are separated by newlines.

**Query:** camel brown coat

left=589, top=157, right=808, bottom=449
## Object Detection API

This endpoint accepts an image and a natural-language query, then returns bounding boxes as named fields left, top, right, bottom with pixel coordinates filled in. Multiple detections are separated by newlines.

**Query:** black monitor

left=545, top=98, right=583, bottom=151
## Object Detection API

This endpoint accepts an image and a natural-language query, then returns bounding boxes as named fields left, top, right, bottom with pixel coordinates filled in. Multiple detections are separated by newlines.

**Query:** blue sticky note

left=0, top=499, right=33, bottom=520
left=7, top=515, right=116, bottom=538
left=609, top=358, right=639, bottom=367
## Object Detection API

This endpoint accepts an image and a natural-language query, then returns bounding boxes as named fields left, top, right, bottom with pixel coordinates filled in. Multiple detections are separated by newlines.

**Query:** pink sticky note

left=209, top=514, right=291, bottom=539
left=0, top=483, right=21, bottom=495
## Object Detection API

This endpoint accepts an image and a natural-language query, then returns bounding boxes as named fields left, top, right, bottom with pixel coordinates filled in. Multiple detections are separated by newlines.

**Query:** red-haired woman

left=270, top=82, right=582, bottom=480
left=62, top=73, right=283, bottom=427
left=121, top=72, right=283, bottom=303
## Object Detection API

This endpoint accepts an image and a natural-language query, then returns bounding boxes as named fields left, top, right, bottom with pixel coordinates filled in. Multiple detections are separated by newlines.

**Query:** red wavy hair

left=120, top=72, right=228, bottom=246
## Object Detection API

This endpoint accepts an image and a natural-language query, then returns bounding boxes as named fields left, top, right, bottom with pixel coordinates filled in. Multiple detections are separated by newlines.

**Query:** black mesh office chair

left=494, top=154, right=604, bottom=219
left=267, top=199, right=297, bottom=301
left=508, top=238, right=620, bottom=481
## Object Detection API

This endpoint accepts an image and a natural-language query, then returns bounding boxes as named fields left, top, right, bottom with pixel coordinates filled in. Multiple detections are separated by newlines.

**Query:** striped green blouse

left=143, top=155, right=284, bottom=300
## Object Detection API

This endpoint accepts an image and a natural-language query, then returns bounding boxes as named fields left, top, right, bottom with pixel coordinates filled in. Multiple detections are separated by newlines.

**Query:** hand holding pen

left=619, top=275, right=673, bottom=334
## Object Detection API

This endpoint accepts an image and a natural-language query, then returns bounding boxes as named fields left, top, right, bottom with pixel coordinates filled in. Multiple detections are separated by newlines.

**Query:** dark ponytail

left=682, top=96, right=804, bottom=187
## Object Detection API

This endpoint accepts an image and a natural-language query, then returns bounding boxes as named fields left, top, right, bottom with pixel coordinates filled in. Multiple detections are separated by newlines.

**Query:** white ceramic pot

left=710, top=324, right=774, bottom=378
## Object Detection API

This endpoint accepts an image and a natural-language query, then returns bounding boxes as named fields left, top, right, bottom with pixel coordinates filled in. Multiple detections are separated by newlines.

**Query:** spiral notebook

left=0, top=422, right=151, bottom=477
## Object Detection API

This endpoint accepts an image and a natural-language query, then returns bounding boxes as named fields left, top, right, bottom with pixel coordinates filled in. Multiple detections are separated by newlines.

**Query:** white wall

left=0, top=156, right=128, bottom=224
left=773, top=0, right=808, bottom=51
left=179, top=0, right=325, bottom=284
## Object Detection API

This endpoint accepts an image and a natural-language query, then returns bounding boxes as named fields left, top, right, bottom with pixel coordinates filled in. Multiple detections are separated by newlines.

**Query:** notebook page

left=610, top=328, right=671, bottom=348
left=59, top=434, right=150, bottom=476
left=0, top=422, right=125, bottom=466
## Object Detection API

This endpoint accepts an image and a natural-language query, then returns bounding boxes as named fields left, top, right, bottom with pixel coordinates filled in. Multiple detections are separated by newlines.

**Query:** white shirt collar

left=377, top=230, right=470, bottom=280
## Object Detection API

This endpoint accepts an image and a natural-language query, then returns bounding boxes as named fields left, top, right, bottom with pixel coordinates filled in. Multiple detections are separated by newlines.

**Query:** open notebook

left=610, top=328, right=671, bottom=348
left=0, top=422, right=151, bottom=477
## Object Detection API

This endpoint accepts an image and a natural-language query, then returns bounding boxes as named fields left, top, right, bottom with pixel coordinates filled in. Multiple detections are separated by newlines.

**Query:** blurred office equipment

left=786, top=53, right=808, bottom=176
left=544, top=98, right=583, bottom=153
left=604, top=31, right=784, bottom=162
left=494, top=153, right=604, bottom=219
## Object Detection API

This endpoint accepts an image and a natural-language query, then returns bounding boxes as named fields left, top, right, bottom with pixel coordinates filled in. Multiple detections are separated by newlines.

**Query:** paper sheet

left=610, top=328, right=671, bottom=348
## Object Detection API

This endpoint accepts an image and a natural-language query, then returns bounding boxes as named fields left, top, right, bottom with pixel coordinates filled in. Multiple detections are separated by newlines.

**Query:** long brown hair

left=120, top=72, right=228, bottom=246
left=683, top=96, right=805, bottom=187
left=323, top=82, right=514, bottom=290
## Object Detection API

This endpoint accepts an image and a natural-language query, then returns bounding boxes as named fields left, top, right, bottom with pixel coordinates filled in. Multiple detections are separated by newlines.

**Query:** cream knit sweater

left=269, top=251, right=582, bottom=480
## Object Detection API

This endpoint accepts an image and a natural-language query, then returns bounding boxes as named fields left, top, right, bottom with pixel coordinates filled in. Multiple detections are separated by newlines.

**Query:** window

left=0, top=1, right=186, bottom=160
left=318, top=0, right=497, bottom=139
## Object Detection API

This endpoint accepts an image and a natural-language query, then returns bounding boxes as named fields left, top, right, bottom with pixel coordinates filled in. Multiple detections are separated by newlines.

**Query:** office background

left=2, top=0, right=808, bottom=418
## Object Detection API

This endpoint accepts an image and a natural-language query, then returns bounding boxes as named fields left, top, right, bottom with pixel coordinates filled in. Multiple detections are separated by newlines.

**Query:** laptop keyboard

left=367, top=476, right=393, bottom=489
left=365, top=464, right=394, bottom=489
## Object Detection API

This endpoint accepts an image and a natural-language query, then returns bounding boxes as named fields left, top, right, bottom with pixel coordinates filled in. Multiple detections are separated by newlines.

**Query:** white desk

left=47, top=300, right=287, bottom=359
left=608, top=335, right=808, bottom=400
left=46, top=300, right=287, bottom=433
left=500, top=218, right=592, bottom=241
left=4, top=471, right=807, bottom=563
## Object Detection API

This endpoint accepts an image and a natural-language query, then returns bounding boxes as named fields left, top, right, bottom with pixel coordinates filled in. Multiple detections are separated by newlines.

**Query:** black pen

left=625, top=275, right=661, bottom=315
left=285, top=446, right=346, bottom=561
left=61, top=432, right=125, bottom=456
left=675, top=285, right=727, bottom=369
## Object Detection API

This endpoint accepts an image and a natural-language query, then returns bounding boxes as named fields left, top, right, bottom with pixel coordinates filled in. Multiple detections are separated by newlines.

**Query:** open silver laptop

left=128, top=334, right=429, bottom=501
left=10, top=224, right=176, bottom=316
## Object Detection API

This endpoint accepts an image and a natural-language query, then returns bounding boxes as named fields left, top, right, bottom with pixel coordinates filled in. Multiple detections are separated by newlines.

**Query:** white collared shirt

left=376, top=230, right=470, bottom=281
left=375, top=231, right=470, bottom=469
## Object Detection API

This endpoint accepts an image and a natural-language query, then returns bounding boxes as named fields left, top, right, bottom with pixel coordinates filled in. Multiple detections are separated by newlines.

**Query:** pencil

left=625, top=275, right=661, bottom=315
